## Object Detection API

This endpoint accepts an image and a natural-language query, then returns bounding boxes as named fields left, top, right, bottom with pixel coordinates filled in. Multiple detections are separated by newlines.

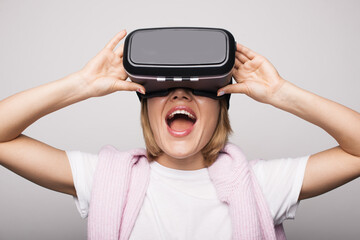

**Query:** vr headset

left=123, top=27, right=236, bottom=108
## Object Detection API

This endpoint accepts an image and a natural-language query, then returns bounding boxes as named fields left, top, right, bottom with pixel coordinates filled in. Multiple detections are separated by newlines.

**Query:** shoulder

left=66, top=150, right=99, bottom=175
left=66, top=145, right=148, bottom=175
left=251, top=156, right=310, bottom=182
left=98, top=145, right=147, bottom=159
left=96, top=145, right=149, bottom=172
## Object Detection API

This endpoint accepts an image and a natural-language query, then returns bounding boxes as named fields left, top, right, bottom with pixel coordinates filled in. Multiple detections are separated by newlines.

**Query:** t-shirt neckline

left=150, top=160, right=210, bottom=181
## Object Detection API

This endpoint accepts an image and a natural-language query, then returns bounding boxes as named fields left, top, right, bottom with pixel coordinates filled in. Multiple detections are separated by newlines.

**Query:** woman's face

left=147, top=88, right=220, bottom=165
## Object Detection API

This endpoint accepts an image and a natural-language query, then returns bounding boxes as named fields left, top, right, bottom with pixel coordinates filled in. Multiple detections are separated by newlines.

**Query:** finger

left=234, top=57, right=242, bottom=69
left=236, top=52, right=249, bottom=64
left=217, top=83, right=249, bottom=96
left=105, top=30, right=127, bottom=50
left=236, top=43, right=256, bottom=60
left=114, top=43, right=124, bottom=57
left=114, top=80, right=146, bottom=94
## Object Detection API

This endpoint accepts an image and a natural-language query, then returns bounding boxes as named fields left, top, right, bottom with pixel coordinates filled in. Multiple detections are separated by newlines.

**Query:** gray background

left=0, top=0, right=359, bottom=239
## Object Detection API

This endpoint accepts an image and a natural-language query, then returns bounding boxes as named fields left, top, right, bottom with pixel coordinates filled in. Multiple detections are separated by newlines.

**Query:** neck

left=155, top=151, right=206, bottom=170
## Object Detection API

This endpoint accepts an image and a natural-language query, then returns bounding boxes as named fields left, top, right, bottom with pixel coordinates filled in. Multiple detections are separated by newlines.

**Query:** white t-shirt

left=66, top=150, right=309, bottom=239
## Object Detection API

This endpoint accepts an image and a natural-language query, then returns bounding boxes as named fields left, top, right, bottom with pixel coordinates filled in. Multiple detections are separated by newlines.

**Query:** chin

left=161, top=141, right=201, bottom=159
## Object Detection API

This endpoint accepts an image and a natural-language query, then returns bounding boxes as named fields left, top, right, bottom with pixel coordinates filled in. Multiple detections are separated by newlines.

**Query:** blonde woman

left=0, top=30, right=359, bottom=239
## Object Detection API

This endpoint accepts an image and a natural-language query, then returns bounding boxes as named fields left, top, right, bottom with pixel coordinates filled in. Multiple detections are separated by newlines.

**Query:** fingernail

left=137, top=88, right=145, bottom=95
left=218, top=91, right=225, bottom=97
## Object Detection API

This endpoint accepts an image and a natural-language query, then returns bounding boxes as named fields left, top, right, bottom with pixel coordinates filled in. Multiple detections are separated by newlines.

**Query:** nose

left=169, top=88, right=192, bottom=102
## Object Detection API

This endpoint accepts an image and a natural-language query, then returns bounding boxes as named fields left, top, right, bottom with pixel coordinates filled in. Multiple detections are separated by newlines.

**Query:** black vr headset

left=123, top=27, right=236, bottom=109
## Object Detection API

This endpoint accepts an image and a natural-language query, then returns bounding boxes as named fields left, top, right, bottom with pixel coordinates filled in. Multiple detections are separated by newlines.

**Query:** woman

left=0, top=30, right=359, bottom=239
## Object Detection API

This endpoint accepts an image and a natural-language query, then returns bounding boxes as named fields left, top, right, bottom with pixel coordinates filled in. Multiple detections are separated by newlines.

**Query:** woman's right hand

left=78, top=30, right=146, bottom=98
left=0, top=30, right=148, bottom=198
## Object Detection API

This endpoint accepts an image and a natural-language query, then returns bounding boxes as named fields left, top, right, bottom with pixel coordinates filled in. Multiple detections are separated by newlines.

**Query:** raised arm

left=0, top=30, right=145, bottom=196
left=218, top=43, right=360, bottom=200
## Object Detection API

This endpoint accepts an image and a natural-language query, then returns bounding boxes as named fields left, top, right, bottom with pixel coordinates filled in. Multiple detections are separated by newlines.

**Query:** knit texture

left=208, top=143, right=286, bottom=240
left=88, top=147, right=150, bottom=240
left=88, top=143, right=286, bottom=240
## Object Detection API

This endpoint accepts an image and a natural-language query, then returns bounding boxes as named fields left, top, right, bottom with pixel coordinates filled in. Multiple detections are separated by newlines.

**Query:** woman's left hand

left=218, top=43, right=286, bottom=104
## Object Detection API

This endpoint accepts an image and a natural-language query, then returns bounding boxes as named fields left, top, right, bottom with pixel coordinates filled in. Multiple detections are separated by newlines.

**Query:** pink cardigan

left=88, top=143, right=287, bottom=240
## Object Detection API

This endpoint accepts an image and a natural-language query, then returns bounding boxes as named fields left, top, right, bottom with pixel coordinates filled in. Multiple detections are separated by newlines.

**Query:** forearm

left=271, top=79, right=360, bottom=157
left=0, top=72, right=89, bottom=142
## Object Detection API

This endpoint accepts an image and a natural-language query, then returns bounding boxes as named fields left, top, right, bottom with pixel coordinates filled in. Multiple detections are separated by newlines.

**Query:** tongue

left=170, top=118, right=194, bottom=131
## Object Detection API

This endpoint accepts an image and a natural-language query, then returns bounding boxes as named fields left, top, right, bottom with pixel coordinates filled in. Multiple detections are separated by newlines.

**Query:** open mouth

left=166, top=106, right=197, bottom=137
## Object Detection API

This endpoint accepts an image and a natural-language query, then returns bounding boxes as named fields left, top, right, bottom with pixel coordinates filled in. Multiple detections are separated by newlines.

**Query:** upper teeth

left=168, top=110, right=196, bottom=120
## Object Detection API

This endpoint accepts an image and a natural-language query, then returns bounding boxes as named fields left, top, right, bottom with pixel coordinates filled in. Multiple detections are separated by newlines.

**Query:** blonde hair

left=140, top=98, right=232, bottom=167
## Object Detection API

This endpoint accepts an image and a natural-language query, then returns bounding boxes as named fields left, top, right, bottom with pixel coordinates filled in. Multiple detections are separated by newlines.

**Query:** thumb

left=114, top=80, right=146, bottom=94
left=217, top=83, right=249, bottom=96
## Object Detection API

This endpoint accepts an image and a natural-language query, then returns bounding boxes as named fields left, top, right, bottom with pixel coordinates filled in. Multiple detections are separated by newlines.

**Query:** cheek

left=205, top=107, right=220, bottom=135
left=198, top=99, right=221, bottom=138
